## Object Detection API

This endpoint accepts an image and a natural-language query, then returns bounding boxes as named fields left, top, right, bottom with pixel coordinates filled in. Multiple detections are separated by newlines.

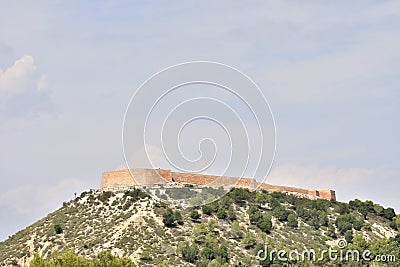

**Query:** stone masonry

left=100, top=168, right=336, bottom=201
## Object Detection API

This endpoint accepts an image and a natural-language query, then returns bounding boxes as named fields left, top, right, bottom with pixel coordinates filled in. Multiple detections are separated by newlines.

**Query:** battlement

left=100, top=168, right=336, bottom=201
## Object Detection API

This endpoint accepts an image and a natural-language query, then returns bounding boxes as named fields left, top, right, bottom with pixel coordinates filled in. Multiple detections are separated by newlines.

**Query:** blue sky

left=0, top=1, right=399, bottom=241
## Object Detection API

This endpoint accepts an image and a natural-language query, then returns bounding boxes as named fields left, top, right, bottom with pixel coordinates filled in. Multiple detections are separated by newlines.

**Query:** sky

left=0, top=1, right=399, bottom=241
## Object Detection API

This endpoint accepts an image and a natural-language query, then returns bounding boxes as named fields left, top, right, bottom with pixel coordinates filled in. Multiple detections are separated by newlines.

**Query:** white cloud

left=36, top=74, right=49, bottom=92
left=0, top=56, right=47, bottom=96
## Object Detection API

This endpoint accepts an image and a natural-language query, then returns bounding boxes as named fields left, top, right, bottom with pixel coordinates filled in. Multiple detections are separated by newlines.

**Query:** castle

left=100, top=168, right=336, bottom=201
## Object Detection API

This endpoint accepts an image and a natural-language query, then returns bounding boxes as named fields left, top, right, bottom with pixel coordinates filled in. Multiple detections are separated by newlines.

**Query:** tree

left=30, top=254, right=47, bottom=267
left=163, top=208, right=176, bottom=227
left=273, top=205, right=290, bottom=222
left=336, top=202, right=349, bottom=215
left=287, top=213, right=298, bottom=228
left=30, top=251, right=137, bottom=267
left=257, top=215, right=272, bottom=233
left=248, top=206, right=272, bottom=233
left=96, top=251, right=137, bottom=266
left=228, top=188, right=251, bottom=204
left=383, top=208, right=396, bottom=221
left=327, top=222, right=337, bottom=238
left=335, top=214, right=357, bottom=234
left=353, top=219, right=363, bottom=231
left=255, top=191, right=270, bottom=205
left=394, top=215, right=400, bottom=229
left=162, top=208, right=183, bottom=227
left=373, top=204, right=384, bottom=216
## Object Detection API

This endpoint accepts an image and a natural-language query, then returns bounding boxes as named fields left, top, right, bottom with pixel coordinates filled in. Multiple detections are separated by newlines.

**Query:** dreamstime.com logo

left=256, top=239, right=397, bottom=264
left=122, top=62, right=276, bottom=207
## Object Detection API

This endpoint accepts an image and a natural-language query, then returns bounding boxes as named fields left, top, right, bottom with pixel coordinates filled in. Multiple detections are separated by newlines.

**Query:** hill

left=0, top=188, right=399, bottom=266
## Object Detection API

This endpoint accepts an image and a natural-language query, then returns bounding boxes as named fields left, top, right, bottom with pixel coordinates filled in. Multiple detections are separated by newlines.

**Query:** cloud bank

left=0, top=56, right=47, bottom=96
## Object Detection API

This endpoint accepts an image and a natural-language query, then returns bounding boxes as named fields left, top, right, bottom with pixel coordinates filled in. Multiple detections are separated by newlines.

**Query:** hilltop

left=0, top=188, right=399, bottom=266
left=100, top=168, right=336, bottom=203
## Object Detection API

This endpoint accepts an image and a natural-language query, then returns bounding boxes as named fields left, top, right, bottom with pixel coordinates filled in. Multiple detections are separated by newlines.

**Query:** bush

left=202, top=202, right=219, bottom=215
left=177, top=241, right=198, bottom=263
left=287, top=213, right=298, bottom=228
left=248, top=207, right=272, bottom=233
left=30, top=251, right=137, bottom=267
left=227, top=206, right=237, bottom=221
left=98, top=191, right=114, bottom=203
left=202, top=204, right=213, bottom=215
left=162, top=208, right=176, bottom=227
left=353, top=219, right=363, bottom=231
left=327, top=222, right=337, bottom=238
left=124, top=188, right=148, bottom=201
left=335, top=214, right=364, bottom=234
left=336, top=202, right=350, bottom=215
left=273, top=205, right=290, bottom=222
left=190, top=210, right=201, bottom=220
left=228, top=188, right=251, bottom=204
left=344, top=230, right=353, bottom=243
left=241, top=231, right=257, bottom=249
left=383, top=208, right=396, bottom=221
left=394, top=215, right=400, bottom=229
left=174, top=211, right=183, bottom=225
left=349, top=199, right=371, bottom=219
left=217, top=208, right=227, bottom=219
left=54, top=224, right=63, bottom=235
left=231, top=221, right=244, bottom=239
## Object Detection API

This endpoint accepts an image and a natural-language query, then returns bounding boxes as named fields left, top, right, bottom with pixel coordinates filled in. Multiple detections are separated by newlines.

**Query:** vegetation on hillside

left=30, top=251, right=136, bottom=267
left=0, top=187, right=399, bottom=266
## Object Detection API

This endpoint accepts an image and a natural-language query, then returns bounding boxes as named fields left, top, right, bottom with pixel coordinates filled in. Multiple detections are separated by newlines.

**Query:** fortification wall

left=100, top=168, right=336, bottom=201
left=319, top=190, right=336, bottom=200
left=100, top=169, right=135, bottom=190
left=171, top=173, right=220, bottom=185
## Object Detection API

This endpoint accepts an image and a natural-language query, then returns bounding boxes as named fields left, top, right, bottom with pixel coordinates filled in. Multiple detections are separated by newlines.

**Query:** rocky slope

left=0, top=188, right=399, bottom=267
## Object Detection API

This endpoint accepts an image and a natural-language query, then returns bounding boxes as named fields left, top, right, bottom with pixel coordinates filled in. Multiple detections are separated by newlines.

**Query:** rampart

left=100, top=168, right=336, bottom=201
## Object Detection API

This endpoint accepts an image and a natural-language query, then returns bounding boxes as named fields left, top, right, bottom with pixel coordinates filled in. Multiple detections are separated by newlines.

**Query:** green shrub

left=273, top=205, right=290, bottom=222
left=287, top=213, right=298, bottom=228
left=54, top=224, right=63, bottom=235
left=30, top=251, right=137, bottom=267
left=162, top=208, right=183, bottom=227
left=190, top=210, right=201, bottom=220
left=248, top=206, right=272, bottom=233
left=163, top=208, right=176, bottom=227
left=177, top=241, right=198, bottom=263
left=344, top=230, right=353, bottom=243
left=227, top=206, right=237, bottom=221
left=216, top=208, right=227, bottom=219
left=383, top=208, right=396, bottom=221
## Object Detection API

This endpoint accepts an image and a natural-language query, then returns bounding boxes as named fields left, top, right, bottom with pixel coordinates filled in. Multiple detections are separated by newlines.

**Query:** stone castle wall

left=100, top=168, right=336, bottom=201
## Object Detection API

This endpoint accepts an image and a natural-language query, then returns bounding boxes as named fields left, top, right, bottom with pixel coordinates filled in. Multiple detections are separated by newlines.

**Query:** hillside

left=0, top=188, right=399, bottom=267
